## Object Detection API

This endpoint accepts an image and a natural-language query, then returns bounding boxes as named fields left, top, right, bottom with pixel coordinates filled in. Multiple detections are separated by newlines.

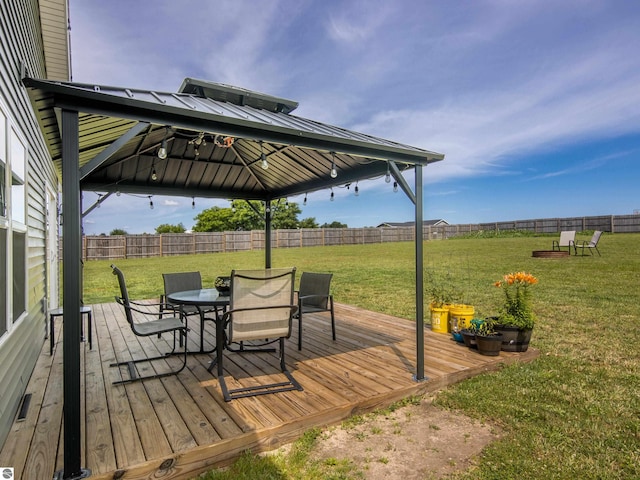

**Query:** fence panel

left=126, top=235, right=160, bottom=258
left=161, top=233, right=195, bottom=256
left=76, top=213, right=640, bottom=260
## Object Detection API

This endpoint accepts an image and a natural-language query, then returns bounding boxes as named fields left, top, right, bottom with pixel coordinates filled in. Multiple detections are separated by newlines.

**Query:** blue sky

left=69, top=0, right=640, bottom=234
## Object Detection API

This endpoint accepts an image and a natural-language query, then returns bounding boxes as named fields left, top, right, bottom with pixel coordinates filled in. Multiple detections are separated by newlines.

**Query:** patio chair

left=552, top=230, right=576, bottom=254
left=575, top=230, right=602, bottom=256
left=295, top=272, right=335, bottom=350
left=217, top=267, right=303, bottom=401
left=161, top=271, right=218, bottom=319
left=110, top=265, right=189, bottom=385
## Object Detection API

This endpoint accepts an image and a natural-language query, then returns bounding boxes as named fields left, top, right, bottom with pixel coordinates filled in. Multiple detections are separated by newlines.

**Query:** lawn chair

left=575, top=231, right=602, bottom=256
left=216, top=267, right=303, bottom=401
left=295, top=272, right=335, bottom=350
left=110, top=265, right=189, bottom=385
left=552, top=230, right=576, bottom=254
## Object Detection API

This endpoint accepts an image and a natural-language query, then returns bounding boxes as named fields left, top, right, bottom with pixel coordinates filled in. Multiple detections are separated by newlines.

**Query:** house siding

left=0, top=0, right=64, bottom=447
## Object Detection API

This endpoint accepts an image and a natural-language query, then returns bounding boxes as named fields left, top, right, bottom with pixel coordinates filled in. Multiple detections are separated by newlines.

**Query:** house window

left=0, top=100, right=28, bottom=338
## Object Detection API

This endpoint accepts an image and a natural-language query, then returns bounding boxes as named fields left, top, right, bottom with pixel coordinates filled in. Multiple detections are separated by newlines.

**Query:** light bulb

left=192, top=198, right=195, bottom=209
left=354, top=184, right=359, bottom=196
left=149, top=200, right=154, bottom=209
left=385, top=171, right=391, bottom=183
left=393, top=181, right=398, bottom=193
left=261, top=153, right=269, bottom=170
left=303, top=194, right=307, bottom=206
left=151, top=167, right=157, bottom=181
left=158, top=140, right=168, bottom=160
left=330, top=165, right=337, bottom=178
left=330, top=190, right=335, bottom=202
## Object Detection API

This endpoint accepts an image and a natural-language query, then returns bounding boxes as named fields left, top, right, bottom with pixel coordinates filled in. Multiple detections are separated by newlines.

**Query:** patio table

left=166, top=289, right=229, bottom=359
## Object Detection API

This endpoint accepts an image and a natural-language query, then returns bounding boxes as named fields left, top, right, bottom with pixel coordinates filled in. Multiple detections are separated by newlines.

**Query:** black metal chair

left=575, top=230, right=602, bottom=256
left=161, top=271, right=218, bottom=319
left=110, top=265, right=189, bottom=385
left=216, top=267, right=303, bottom=401
left=296, top=272, right=335, bottom=350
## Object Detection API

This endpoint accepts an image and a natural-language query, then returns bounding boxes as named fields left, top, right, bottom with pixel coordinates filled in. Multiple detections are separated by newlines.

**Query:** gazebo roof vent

left=178, top=77, right=299, bottom=114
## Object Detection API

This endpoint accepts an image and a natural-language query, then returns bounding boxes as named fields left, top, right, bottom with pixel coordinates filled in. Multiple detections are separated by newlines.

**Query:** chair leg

left=111, top=329, right=188, bottom=385
left=219, top=337, right=303, bottom=401
left=330, top=298, right=336, bottom=341
left=298, top=312, right=303, bottom=350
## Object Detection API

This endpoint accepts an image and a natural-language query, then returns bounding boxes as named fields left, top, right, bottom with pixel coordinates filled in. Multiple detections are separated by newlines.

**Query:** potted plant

left=472, top=317, right=503, bottom=356
left=493, top=271, right=538, bottom=352
left=426, top=271, right=457, bottom=334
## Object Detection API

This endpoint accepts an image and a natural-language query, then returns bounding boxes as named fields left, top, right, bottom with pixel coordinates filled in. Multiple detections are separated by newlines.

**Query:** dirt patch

left=310, top=397, right=501, bottom=479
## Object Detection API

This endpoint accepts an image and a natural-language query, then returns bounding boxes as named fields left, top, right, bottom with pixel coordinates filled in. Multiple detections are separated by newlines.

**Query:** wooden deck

left=0, top=302, right=538, bottom=480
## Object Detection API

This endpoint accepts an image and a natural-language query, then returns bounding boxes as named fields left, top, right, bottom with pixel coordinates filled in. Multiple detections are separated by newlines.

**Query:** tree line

left=108, top=200, right=347, bottom=235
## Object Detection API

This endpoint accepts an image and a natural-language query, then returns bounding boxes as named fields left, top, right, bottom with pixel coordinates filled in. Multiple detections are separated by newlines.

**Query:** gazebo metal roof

left=23, top=77, right=443, bottom=201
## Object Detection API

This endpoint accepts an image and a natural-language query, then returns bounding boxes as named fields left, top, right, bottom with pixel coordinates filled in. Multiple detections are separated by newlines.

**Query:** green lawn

left=82, top=232, right=640, bottom=479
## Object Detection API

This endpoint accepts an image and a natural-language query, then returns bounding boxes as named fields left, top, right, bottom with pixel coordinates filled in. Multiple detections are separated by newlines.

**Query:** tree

left=299, top=217, right=319, bottom=228
left=321, top=221, right=348, bottom=228
left=192, top=200, right=303, bottom=232
left=110, top=228, right=128, bottom=235
left=155, top=223, right=186, bottom=234
left=192, top=206, right=235, bottom=232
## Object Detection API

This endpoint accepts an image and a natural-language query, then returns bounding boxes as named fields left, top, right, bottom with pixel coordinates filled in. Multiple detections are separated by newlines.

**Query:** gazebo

left=22, top=76, right=444, bottom=479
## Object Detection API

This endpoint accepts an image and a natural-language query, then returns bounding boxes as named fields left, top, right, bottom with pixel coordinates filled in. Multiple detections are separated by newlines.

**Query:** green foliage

left=109, top=228, right=128, bottom=235
left=155, top=222, right=186, bottom=234
left=321, top=221, right=348, bottom=228
left=192, top=205, right=236, bottom=232
left=192, top=200, right=304, bottom=231
left=298, top=217, right=319, bottom=228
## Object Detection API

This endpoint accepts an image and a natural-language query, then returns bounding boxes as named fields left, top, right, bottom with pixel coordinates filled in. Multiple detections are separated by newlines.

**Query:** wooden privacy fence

left=79, top=214, right=640, bottom=260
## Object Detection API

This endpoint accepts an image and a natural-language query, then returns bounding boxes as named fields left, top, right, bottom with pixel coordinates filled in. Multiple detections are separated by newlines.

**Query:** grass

left=82, top=232, right=640, bottom=479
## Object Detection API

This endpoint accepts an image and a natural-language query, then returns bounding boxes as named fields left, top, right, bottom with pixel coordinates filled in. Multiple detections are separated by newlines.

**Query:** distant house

left=376, top=219, right=449, bottom=228
left=0, top=0, right=68, bottom=447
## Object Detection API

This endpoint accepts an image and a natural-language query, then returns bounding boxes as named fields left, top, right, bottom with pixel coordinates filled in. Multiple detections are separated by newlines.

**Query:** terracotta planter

left=494, top=325, right=533, bottom=352
left=475, top=333, right=503, bottom=356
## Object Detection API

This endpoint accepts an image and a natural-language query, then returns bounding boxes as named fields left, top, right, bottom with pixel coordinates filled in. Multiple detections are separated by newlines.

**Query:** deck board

left=0, top=302, right=538, bottom=480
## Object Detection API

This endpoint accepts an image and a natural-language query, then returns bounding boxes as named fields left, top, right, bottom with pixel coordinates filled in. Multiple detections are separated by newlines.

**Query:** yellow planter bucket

left=430, top=306, right=449, bottom=334
left=449, top=304, right=475, bottom=332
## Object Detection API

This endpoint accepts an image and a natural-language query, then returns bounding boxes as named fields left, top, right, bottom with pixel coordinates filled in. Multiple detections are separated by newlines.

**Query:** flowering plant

left=494, top=272, right=538, bottom=329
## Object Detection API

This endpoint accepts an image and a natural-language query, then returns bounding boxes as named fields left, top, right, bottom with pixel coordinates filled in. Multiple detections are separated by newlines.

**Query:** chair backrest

left=111, top=264, right=134, bottom=326
left=163, top=272, right=202, bottom=296
left=299, top=272, right=333, bottom=309
left=559, top=230, right=576, bottom=247
left=590, top=231, right=602, bottom=246
left=228, top=267, right=296, bottom=343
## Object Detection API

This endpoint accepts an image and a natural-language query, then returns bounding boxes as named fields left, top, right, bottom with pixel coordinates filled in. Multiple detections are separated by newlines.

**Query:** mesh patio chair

left=110, top=265, right=189, bottom=385
left=575, top=230, right=602, bottom=256
left=552, top=230, right=576, bottom=254
left=161, top=271, right=220, bottom=318
left=216, top=267, right=303, bottom=401
left=296, top=272, right=335, bottom=350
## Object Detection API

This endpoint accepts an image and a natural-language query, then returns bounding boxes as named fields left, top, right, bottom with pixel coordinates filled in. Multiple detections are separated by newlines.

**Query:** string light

left=260, top=140, right=268, bottom=170
left=303, top=193, right=307, bottom=206
left=192, top=197, right=195, bottom=209
left=148, top=196, right=154, bottom=209
left=354, top=182, right=359, bottom=197
left=151, top=161, right=158, bottom=181
left=385, top=162, right=391, bottom=183
left=393, top=181, right=398, bottom=193
left=330, top=188, right=335, bottom=201
left=330, top=152, right=338, bottom=178
left=158, top=127, right=168, bottom=159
